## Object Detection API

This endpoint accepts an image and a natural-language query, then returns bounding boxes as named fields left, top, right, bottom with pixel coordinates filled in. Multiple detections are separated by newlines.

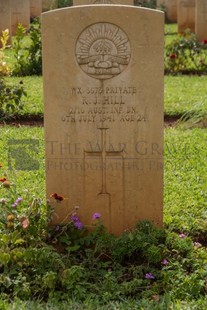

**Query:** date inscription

left=61, top=85, right=146, bottom=123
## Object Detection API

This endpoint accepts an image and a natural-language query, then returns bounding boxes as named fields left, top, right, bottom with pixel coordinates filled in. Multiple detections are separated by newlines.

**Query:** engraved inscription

left=61, top=85, right=147, bottom=125
left=61, top=85, right=147, bottom=123
left=76, top=23, right=131, bottom=80
left=70, top=86, right=137, bottom=96
left=61, top=107, right=146, bottom=123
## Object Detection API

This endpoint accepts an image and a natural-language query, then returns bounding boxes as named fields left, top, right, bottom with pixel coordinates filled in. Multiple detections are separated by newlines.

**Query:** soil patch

left=0, top=115, right=44, bottom=127
left=0, top=115, right=181, bottom=127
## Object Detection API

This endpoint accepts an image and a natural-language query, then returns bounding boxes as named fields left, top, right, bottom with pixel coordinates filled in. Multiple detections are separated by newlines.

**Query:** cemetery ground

left=1, top=23, right=207, bottom=309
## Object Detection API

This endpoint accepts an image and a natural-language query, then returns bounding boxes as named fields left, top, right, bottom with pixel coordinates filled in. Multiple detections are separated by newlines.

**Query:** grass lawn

left=165, top=127, right=207, bottom=234
left=4, top=76, right=43, bottom=117
left=0, top=126, right=45, bottom=197
left=164, top=75, right=207, bottom=118
left=165, top=23, right=178, bottom=45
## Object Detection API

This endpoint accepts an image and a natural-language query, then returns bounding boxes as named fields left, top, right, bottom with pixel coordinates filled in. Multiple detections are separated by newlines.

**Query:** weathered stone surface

left=177, top=0, right=195, bottom=33
left=73, top=0, right=133, bottom=5
left=157, top=0, right=177, bottom=22
left=10, top=0, right=30, bottom=35
left=30, top=0, right=42, bottom=18
left=195, top=0, right=207, bottom=42
left=42, top=6, right=164, bottom=235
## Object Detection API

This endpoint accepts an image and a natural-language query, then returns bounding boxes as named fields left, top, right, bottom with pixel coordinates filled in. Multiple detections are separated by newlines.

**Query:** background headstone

left=42, top=0, right=58, bottom=11
left=157, top=0, right=177, bottom=22
left=10, top=0, right=30, bottom=35
left=30, top=0, right=42, bottom=18
left=195, top=0, right=207, bottom=42
left=73, top=0, right=134, bottom=5
left=177, top=0, right=195, bottom=33
left=42, top=6, right=164, bottom=235
left=0, top=0, right=11, bottom=47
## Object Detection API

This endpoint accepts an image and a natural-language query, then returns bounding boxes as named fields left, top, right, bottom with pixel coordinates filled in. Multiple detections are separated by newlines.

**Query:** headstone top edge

left=41, top=5, right=164, bottom=16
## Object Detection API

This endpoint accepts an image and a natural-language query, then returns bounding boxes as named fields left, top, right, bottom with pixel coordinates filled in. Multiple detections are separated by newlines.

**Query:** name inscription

left=61, top=85, right=146, bottom=123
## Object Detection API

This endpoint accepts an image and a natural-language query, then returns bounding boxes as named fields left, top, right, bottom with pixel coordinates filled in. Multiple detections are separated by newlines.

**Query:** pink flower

left=92, top=212, right=101, bottom=220
left=22, top=218, right=30, bottom=229
left=193, top=242, right=202, bottom=249
left=179, top=233, right=186, bottom=239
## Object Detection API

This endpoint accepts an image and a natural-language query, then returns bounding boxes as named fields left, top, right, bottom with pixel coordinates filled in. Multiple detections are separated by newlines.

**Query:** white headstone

left=11, top=0, right=30, bottom=35
left=177, top=0, right=195, bottom=33
left=0, top=0, right=11, bottom=47
left=30, top=0, right=42, bottom=18
left=42, top=5, right=164, bottom=235
left=195, top=0, right=207, bottom=41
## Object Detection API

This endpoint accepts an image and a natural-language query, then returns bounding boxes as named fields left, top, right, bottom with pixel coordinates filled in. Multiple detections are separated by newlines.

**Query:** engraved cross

left=84, top=127, right=123, bottom=194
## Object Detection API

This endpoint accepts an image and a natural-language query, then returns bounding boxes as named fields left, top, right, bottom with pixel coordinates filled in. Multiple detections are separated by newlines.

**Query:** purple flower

left=71, top=214, right=79, bottom=222
left=92, top=212, right=101, bottom=220
left=193, top=242, right=202, bottom=249
left=55, top=225, right=60, bottom=231
left=12, top=197, right=22, bottom=208
left=162, top=259, right=169, bottom=266
left=16, top=197, right=22, bottom=203
left=74, top=221, right=83, bottom=230
left=179, top=233, right=186, bottom=239
left=145, top=273, right=155, bottom=280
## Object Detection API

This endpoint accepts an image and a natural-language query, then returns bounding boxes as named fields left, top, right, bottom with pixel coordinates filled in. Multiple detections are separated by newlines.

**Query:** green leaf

left=14, top=239, right=25, bottom=245
left=1, top=234, right=9, bottom=244
left=66, top=245, right=80, bottom=252
left=0, top=253, right=10, bottom=265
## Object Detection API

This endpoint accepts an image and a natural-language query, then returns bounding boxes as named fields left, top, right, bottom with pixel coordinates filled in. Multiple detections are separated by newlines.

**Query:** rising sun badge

left=75, top=23, right=131, bottom=80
